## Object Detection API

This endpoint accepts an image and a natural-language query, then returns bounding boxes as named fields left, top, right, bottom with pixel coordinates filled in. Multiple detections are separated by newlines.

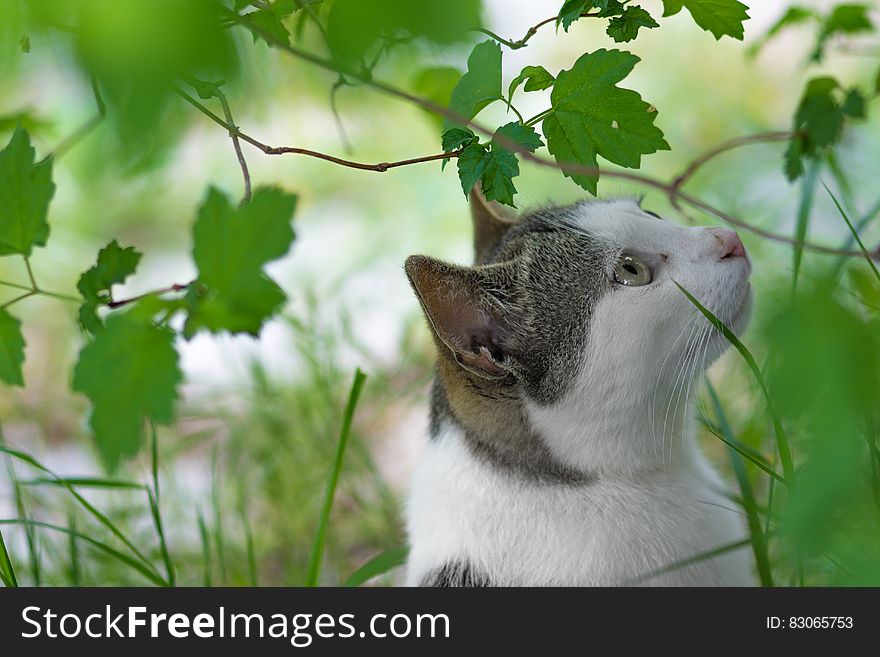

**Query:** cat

left=403, top=187, right=754, bottom=586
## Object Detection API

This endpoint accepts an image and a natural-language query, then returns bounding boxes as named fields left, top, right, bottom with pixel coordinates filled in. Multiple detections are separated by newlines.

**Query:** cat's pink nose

left=708, top=227, right=746, bottom=260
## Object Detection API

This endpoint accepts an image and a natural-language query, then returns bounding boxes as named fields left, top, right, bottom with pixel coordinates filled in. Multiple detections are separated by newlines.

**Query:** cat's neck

left=431, top=357, right=700, bottom=482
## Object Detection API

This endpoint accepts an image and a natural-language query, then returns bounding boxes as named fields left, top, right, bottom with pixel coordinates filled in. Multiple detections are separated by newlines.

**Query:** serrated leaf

left=543, top=49, right=669, bottom=195
left=661, top=0, right=749, bottom=40
left=480, top=145, right=519, bottom=207
left=441, top=127, right=478, bottom=152
left=841, top=88, right=866, bottom=119
left=812, top=4, right=873, bottom=61
left=557, top=0, right=588, bottom=31
left=76, top=240, right=143, bottom=334
left=0, top=309, right=25, bottom=387
left=184, top=186, right=297, bottom=338
left=606, top=6, right=659, bottom=43
left=508, top=65, right=555, bottom=104
left=72, top=310, right=182, bottom=471
left=494, top=122, right=543, bottom=153
left=456, top=141, right=520, bottom=207
left=248, top=1, right=293, bottom=47
left=784, top=77, right=864, bottom=181
left=444, top=40, right=502, bottom=131
left=747, top=7, right=818, bottom=57
left=0, top=127, right=55, bottom=257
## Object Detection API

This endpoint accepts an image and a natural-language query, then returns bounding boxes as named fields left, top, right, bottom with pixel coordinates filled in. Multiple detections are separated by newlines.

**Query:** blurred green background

left=0, top=0, right=879, bottom=586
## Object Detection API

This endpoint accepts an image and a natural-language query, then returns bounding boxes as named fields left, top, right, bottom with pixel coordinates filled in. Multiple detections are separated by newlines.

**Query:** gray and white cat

left=403, top=189, right=754, bottom=586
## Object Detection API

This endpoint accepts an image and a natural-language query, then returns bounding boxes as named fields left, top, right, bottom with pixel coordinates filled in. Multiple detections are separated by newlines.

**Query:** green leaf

left=441, top=127, right=478, bottom=152
left=76, top=240, right=143, bottom=334
left=661, top=0, right=750, bottom=40
left=247, top=1, right=296, bottom=47
left=72, top=310, right=182, bottom=471
left=413, top=66, right=461, bottom=128
left=456, top=140, right=520, bottom=207
left=813, top=4, right=873, bottom=61
left=841, top=88, right=866, bottom=119
left=747, top=6, right=818, bottom=57
left=494, top=122, right=544, bottom=153
left=606, top=6, right=659, bottom=43
left=557, top=1, right=588, bottom=31
left=508, top=65, right=555, bottom=104
left=0, top=127, right=55, bottom=257
left=457, top=143, right=490, bottom=197
left=327, top=0, right=481, bottom=63
left=784, top=77, right=864, bottom=181
left=543, top=49, right=669, bottom=195
left=184, top=186, right=297, bottom=338
left=0, top=308, right=25, bottom=387
left=444, top=40, right=502, bottom=131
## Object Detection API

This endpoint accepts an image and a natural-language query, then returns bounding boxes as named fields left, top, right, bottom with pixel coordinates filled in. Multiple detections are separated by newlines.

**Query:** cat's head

left=406, top=189, right=752, bottom=471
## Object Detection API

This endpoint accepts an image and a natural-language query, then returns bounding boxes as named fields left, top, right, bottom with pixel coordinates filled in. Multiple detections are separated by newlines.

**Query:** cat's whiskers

left=678, top=322, right=713, bottom=464
left=650, top=311, right=700, bottom=459
left=661, top=315, right=702, bottom=463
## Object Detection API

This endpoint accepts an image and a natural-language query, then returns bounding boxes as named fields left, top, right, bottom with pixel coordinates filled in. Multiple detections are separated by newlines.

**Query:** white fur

left=406, top=201, right=755, bottom=586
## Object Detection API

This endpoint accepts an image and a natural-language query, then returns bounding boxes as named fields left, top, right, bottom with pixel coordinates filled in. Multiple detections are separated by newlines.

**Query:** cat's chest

left=405, top=427, right=750, bottom=586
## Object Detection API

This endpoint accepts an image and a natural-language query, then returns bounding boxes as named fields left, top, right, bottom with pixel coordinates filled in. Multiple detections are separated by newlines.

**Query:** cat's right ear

left=405, top=255, right=517, bottom=380
left=470, top=184, right=517, bottom=264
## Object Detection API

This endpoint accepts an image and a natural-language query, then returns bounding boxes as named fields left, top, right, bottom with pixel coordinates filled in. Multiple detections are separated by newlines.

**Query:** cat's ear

left=470, top=184, right=517, bottom=264
left=405, top=254, right=517, bottom=379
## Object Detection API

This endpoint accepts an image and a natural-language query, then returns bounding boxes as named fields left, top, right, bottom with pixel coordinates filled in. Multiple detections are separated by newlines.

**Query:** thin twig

left=0, top=291, right=35, bottom=310
left=46, top=74, right=106, bottom=161
left=214, top=88, right=252, bottom=203
left=23, top=258, right=37, bottom=289
left=670, top=131, right=796, bottom=199
left=174, top=85, right=460, bottom=171
left=474, top=12, right=600, bottom=50
left=217, top=10, right=880, bottom=259
left=106, top=282, right=191, bottom=309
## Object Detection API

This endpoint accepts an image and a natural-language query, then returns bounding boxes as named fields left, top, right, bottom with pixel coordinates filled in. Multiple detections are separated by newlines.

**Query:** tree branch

left=173, top=86, right=461, bottom=172
left=217, top=9, right=879, bottom=260
left=474, top=12, right=601, bottom=50
left=107, top=282, right=192, bottom=309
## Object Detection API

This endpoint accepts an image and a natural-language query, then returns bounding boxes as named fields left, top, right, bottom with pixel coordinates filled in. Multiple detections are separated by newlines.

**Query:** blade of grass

left=0, top=527, right=18, bottom=587
left=8, top=461, right=40, bottom=586
left=699, top=416, right=786, bottom=485
left=239, top=496, right=258, bottom=587
left=197, top=510, right=213, bottom=587
left=211, top=447, right=227, bottom=585
left=149, top=422, right=175, bottom=586
left=625, top=537, right=753, bottom=585
left=828, top=194, right=880, bottom=281
left=67, top=513, right=81, bottom=586
left=705, top=379, right=774, bottom=587
left=824, top=182, right=880, bottom=284
left=792, top=159, right=820, bottom=294
left=0, top=445, right=167, bottom=585
left=344, top=546, right=408, bottom=587
left=674, top=283, right=794, bottom=482
left=306, top=367, right=367, bottom=586
left=18, top=477, right=145, bottom=490
left=0, top=519, right=166, bottom=586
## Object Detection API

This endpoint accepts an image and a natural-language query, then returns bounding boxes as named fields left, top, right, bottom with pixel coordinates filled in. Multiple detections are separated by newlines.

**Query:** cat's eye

left=613, top=254, right=652, bottom=286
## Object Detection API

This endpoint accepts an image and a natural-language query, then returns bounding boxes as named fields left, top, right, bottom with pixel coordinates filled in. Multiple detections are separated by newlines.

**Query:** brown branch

left=214, top=10, right=879, bottom=260
left=175, top=84, right=460, bottom=171
left=670, top=132, right=796, bottom=195
left=107, top=282, right=191, bottom=309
